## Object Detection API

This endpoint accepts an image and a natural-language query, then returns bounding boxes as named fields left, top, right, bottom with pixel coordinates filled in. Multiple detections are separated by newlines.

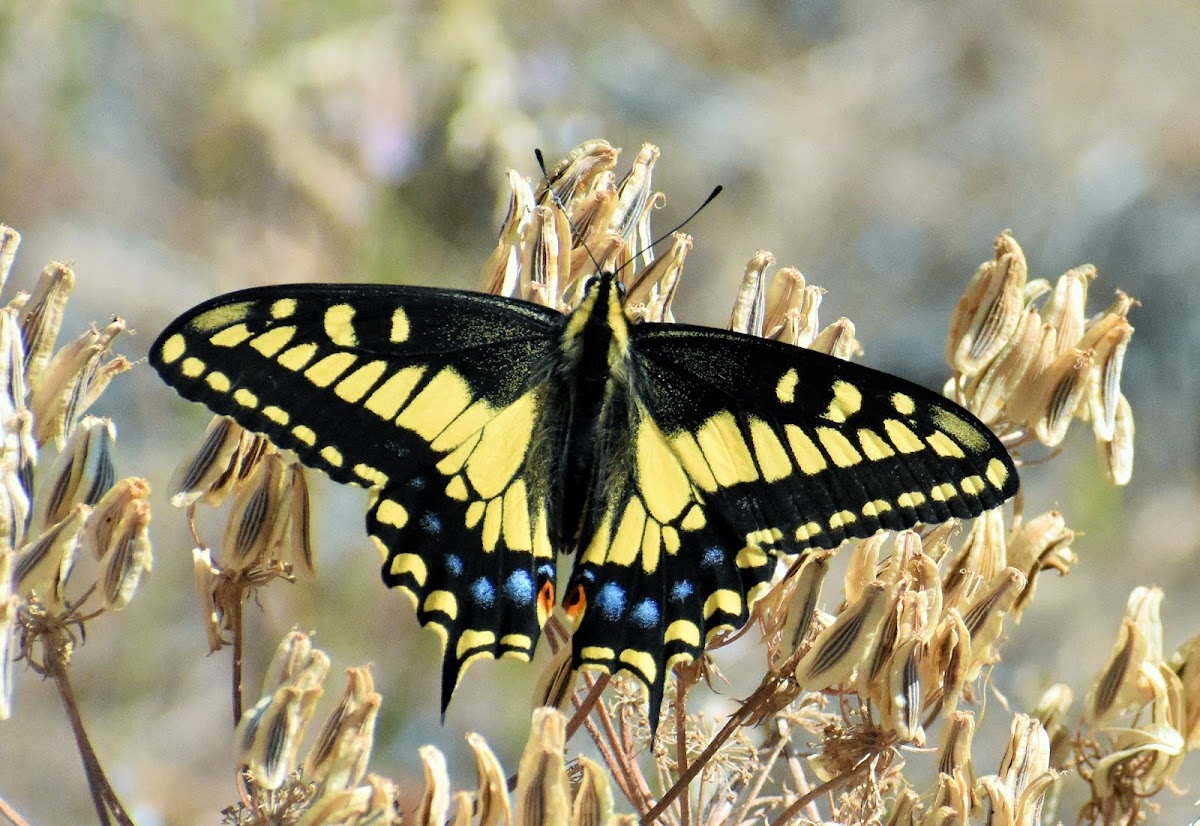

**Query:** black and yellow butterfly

left=151, top=270, right=1018, bottom=727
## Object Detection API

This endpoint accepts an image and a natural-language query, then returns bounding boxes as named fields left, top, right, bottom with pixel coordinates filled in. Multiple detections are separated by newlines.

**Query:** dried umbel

left=948, top=231, right=1137, bottom=483
left=0, top=228, right=148, bottom=721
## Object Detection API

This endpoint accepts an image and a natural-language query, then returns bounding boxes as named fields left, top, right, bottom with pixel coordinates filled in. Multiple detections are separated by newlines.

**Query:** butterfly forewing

left=151, top=284, right=568, bottom=701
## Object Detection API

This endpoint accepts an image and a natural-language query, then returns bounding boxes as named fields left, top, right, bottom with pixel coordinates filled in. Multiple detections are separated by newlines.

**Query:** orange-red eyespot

left=537, top=580, right=556, bottom=626
left=563, top=583, right=587, bottom=626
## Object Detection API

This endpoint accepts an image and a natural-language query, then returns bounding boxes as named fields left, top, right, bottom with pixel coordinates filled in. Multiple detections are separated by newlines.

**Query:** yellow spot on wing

left=159, top=334, right=185, bottom=364
left=395, top=368, right=473, bottom=440
left=271, top=298, right=297, bottom=319
left=736, top=545, right=769, bottom=569
left=580, top=646, right=616, bottom=663
left=388, top=553, right=427, bottom=585
left=335, top=360, right=388, bottom=403
left=816, top=427, right=862, bottom=467
left=696, top=411, right=759, bottom=486
left=822, top=380, right=863, bottom=423
left=641, top=521, right=661, bottom=573
left=858, top=428, right=896, bottom=460
left=501, top=633, right=532, bottom=650
left=445, top=475, right=468, bottom=501
left=465, top=499, right=485, bottom=528
left=681, top=504, right=706, bottom=531
left=263, top=405, right=289, bottom=425
left=354, top=464, right=388, bottom=487
left=305, top=352, right=357, bottom=387
left=292, top=425, right=316, bottom=445
left=502, top=479, right=532, bottom=551
left=703, top=589, right=743, bottom=619
left=665, top=620, right=700, bottom=647
left=190, top=301, right=252, bottom=332
left=457, top=629, right=497, bottom=658
left=926, top=431, right=966, bottom=458
left=897, top=491, right=926, bottom=508
left=324, top=304, right=357, bottom=347
left=749, top=417, right=793, bottom=482
left=364, top=366, right=425, bottom=419
left=618, top=649, right=657, bottom=684
left=932, top=406, right=990, bottom=453
left=391, top=307, right=410, bottom=343
left=233, top=388, right=258, bottom=408
left=431, top=400, right=496, bottom=452
left=960, top=475, right=984, bottom=495
left=796, top=521, right=822, bottom=542
left=776, top=367, right=799, bottom=403
left=636, top=417, right=691, bottom=522
left=181, top=357, right=205, bottom=378
left=278, top=343, right=318, bottom=371
left=320, top=445, right=344, bottom=467
left=249, top=326, right=296, bottom=357
left=661, top=526, right=680, bottom=554
left=210, top=323, right=252, bottom=347
left=607, top=497, right=647, bottom=566
left=482, top=498, right=502, bottom=551
left=986, top=457, right=1009, bottom=488
left=423, top=591, right=458, bottom=619
left=931, top=482, right=957, bottom=501
left=862, top=499, right=892, bottom=517
left=668, top=432, right=718, bottom=493
left=206, top=372, right=231, bottom=392
left=829, top=509, right=856, bottom=529
left=892, top=392, right=916, bottom=415
left=464, top=392, right=534, bottom=500
left=785, top=425, right=827, bottom=474
left=884, top=419, right=924, bottom=454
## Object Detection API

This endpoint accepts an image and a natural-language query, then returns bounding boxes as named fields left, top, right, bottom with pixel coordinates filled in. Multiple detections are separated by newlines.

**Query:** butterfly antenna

left=620, top=184, right=723, bottom=296
left=534, top=148, right=608, bottom=279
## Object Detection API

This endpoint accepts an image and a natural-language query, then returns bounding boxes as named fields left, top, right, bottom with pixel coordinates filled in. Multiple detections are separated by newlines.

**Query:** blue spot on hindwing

left=670, top=580, right=694, bottom=603
left=503, top=570, right=534, bottom=605
left=702, top=546, right=723, bottom=569
left=421, top=512, right=442, bottom=534
left=445, top=555, right=463, bottom=576
left=631, top=598, right=660, bottom=629
left=595, top=583, right=626, bottom=621
left=470, top=577, right=495, bottom=609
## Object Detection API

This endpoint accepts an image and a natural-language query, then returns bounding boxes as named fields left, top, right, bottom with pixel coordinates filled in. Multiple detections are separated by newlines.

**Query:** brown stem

left=229, top=588, right=244, bottom=725
left=767, top=758, right=870, bottom=826
left=0, top=795, right=31, bottom=826
left=46, top=635, right=135, bottom=826
left=643, top=674, right=781, bottom=823
left=674, top=676, right=691, bottom=826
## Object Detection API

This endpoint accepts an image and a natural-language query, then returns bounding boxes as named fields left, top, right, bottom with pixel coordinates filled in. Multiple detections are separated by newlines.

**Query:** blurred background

left=1, top=0, right=1198, bottom=822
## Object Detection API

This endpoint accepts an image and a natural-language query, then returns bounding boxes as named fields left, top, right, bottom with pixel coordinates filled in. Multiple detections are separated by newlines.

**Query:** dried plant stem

left=229, top=590, right=245, bottom=725
left=767, top=758, right=871, bottom=826
left=0, top=796, right=31, bottom=826
left=46, top=636, right=135, bottom=826
left=674, top=676, right=692, bottom=826
left=645, top=673, right=780, bottom=823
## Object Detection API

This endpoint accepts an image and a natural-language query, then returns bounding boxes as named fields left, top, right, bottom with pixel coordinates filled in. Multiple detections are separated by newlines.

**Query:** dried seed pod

left=965, top=306, right=1043, bottom=425
left=996, top=714, right=1055, bottom=826
left=18, top=261, right=74, bottom=393
left=223, top=451, right=287, bottom=572
left=961, top=568, right=1026, bottom=682
left=413, top=746, right=451, bottom=826
left=761, top=266, right=806, bottom=342
left=1100, top=392, right=1134, bottom=486
left=532, top=637, right=576, bottom=714
left=771, top=550, right=832, bottom=668
left=1032, top=683, right=1075, bottom=770
left=13, top=504, right=88, bottom=607
left=303, top=667, right=380, bottom=791
left=570, top=755, right=614, bottom=826
left=794, top=580, right=889, bottom=691
left=467, top=731, right=513, bottom=826
left=169, top=416, right=244, bottom=508
left=282, top=462, right=315, bottom=577
left=0, top=225, right=19, bottom=295
left=481, top=169, right=534, bottom=298
left=946, top=231, right=1028, bottom=376
left=1041, top=265, right=1095, bottom=353
left=514, top=708, right=571, bottom=826
left=78, top=476, right=150, bottom=561
left=0, top=459, right=30, bottom=552
left=536, top=139, right=619, bottom=214
left=936, top=711, right=976, bottom=782
left=1032, top=347, right=1095, bottom=447
left=1085, top=587, right=1163, bottom=726
left=261, top=629, right=320, bottom=693
left=728, top=251, right=774, bottom=335
left=613, top=143, right=660, bottom=256
left=35, top=415, right=116, bottom=532
left=635, top=233, right=689, bottom=323
left=0, top=310, right=27, bottom=425
left=522, top=205, right=569, bottom=309
left=810, top=317, right=862, bottom=360
left=192, top=548, right=224, bottom=653
left=98, top=497, right=152, bottom=610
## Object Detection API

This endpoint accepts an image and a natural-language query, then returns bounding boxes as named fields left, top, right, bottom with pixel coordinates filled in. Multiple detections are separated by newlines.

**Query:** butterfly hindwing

left=151, top=284, right=567, bottom=705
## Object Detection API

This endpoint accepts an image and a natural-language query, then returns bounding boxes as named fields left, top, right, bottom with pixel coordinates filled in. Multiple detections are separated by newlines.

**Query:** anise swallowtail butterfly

left=151, top=269, right=1018, bottom=727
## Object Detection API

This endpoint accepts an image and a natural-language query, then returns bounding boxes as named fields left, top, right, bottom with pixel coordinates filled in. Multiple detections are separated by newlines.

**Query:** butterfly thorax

left=554, top=273, right=632, bottom=549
